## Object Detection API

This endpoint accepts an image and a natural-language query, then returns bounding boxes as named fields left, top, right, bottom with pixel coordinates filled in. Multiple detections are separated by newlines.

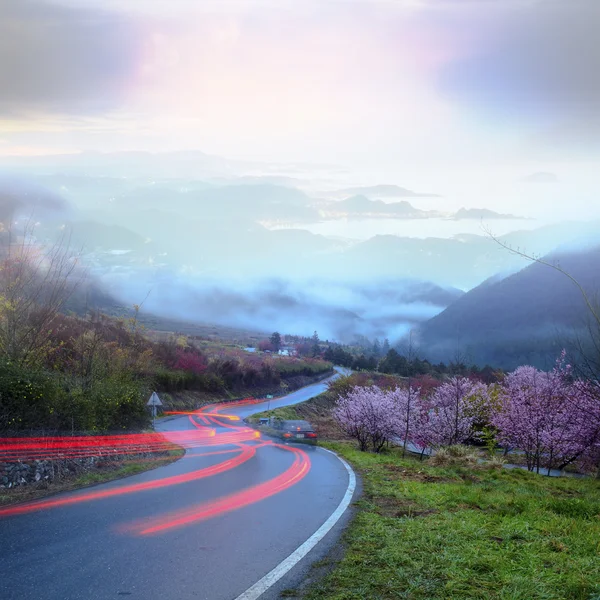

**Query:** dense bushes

left=154, top=368, right=224, bottom=393
left=273, top=358, right=331, bottom=378
left=0, top=362, right=68, bottom=431
left=85, top=375, right=150, bottom=431
left=0, top=362, right=150, bottom=432
left=0, top=309, right=333, bottom=433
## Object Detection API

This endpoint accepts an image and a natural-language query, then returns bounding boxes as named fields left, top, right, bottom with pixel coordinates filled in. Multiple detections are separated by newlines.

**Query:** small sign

left=147, top=392, right=162, bottom=407
left=266, top=395, right=273, bottom=399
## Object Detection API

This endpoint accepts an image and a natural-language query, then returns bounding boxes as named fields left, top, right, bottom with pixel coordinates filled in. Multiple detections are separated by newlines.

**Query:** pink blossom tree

left=492, top=356, right=600, bottom=474
left=571, top=379, right=600, bottom=475
left=333, top=386, right=400, bottom=452
left=422, top=377, right=490, bottom=447
left=388, top=386, right=424, bottom=457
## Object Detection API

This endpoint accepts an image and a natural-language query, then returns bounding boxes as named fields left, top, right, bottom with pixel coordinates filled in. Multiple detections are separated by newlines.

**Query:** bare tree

left=399, top=330, right=419, bottom=457
left=0, top=220, right=80, bottom=366
left=485, top=228, right=599, bottom=327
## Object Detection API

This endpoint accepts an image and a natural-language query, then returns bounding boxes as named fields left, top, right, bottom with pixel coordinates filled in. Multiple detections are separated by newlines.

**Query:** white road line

left=234, top=449, right=356, bottom=600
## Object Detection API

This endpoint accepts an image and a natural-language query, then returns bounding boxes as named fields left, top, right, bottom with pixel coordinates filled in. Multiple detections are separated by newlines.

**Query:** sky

left=1, top=0, right=599, bottom=217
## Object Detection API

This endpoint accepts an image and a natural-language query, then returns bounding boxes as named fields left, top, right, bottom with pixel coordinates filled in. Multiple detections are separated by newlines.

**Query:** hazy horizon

left=1, top=0, right=599, bottom=350
left=2, top=1, right=600, bottom=217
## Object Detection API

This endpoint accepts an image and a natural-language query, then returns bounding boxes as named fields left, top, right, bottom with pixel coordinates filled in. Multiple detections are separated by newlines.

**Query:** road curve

left=0, top=371, right=355, bottom=600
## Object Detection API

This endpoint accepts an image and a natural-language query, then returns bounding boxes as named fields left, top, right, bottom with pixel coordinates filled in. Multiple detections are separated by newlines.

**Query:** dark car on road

left=275, top=420, right=318, bottom=442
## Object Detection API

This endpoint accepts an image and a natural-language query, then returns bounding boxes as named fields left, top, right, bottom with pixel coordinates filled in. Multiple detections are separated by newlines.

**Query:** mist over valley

left=1, top=150, right=598, bottom=368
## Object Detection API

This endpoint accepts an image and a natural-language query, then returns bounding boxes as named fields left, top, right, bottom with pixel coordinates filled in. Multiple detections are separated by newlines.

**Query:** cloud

left=0, top=175, right=69, bottom=222
left=0, top=0, right=142, bottom=117
left=3, top=0, right=598, bottom=167
left=101, top=273, right=454, bottom=343
left=436, top=0, right=600, bottom=147
left=520, top=172, right=558, bottom=184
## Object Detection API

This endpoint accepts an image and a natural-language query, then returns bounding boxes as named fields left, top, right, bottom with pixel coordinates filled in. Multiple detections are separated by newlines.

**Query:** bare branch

left=0, top=220, right=82, bottom=366
left=484, top=226, right=600, bottom=329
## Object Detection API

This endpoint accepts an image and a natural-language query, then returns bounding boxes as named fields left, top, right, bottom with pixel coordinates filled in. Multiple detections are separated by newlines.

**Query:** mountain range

left=325, top=184, right=440, bottom=199
left=453, top=208, right=521, bottom=220
left=2, top=156, right=598, bottom=365
left=417, top=245, right=600, bottom=368
left=320, top=195, right=438, bottom=219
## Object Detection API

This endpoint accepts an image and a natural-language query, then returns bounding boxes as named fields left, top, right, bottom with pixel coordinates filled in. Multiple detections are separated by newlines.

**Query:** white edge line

left=234, top=448, right=357, bottom=600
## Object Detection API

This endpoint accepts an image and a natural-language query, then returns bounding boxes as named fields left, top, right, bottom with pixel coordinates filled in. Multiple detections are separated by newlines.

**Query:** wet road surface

left=0, top=372, right=355, bottom=600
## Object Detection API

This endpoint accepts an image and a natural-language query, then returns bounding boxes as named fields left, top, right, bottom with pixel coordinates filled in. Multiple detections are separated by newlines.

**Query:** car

left=275, top=419, right=318, bottom=442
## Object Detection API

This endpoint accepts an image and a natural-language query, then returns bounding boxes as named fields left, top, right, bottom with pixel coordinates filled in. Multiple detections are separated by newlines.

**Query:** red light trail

left=0, top=397, right=312, bottom=532
left=133, top=444, right=310, bottom=535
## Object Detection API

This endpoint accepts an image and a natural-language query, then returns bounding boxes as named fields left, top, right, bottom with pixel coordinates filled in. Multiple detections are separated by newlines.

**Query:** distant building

left=278, top=346, right=296, bottom=357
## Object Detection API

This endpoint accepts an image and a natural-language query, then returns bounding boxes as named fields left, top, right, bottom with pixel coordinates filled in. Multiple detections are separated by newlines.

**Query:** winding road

left=0, top=371, right=356, bottom=600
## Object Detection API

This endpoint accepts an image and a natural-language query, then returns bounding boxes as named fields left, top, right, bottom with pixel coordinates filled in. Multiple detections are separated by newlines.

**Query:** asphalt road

left=0, top=371, right=355, bottom=600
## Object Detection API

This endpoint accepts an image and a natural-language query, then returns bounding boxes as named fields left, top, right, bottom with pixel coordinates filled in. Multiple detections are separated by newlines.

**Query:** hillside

left=453, top=208, right=520, bottom=220
left=329, top=184, right=440, bottom=198
left=418, top=245, right=600, bottom=368
left=323, top=195, right=433, bottom=218
left=339, top=234, right=515, bottom=289
left=116, top=183, right=319, bottom=222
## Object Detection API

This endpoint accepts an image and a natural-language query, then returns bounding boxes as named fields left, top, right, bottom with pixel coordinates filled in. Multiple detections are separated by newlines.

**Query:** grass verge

left=0, top=448, right=184, bottom=507
left=306, top=442, right=600, bottom=600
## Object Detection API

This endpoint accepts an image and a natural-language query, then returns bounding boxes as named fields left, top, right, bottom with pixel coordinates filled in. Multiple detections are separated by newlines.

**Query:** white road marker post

left=146, top=392, right=163, bottom=429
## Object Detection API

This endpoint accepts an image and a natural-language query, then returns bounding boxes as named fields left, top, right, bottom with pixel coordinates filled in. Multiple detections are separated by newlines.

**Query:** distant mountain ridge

left=115, top=183, right=320, bottom=223
left=321, top=195, right=438, bottom=218
left=418, top=244, right=600, bottom=368
left=327, top=184, right=440, bottom=199
left=453, top=207, right=521, bottom=220
left=324, top=198, right=522, bottom=221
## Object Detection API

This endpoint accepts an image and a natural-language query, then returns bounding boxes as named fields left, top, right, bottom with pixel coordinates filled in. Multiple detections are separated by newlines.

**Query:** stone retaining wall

left=0, top=452, right=160, bottom=489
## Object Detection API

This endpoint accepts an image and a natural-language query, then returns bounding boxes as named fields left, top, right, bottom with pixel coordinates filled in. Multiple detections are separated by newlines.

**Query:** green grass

left=274, top=361, right=333, bottom=377
left=249, top=406, right=303, bottom=422
left=307, top=443, right=600, bottom=600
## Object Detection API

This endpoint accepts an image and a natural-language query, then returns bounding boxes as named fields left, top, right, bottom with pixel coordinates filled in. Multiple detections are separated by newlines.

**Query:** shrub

left=0, top=362, right=69, bottom=431
left=258, top=339, right=275, bottom=352
left=173, top=348, right=207, bottom=374
left=86, top=375, right=150, bottom=431
left=429, top=445, right=480, bottom=467
left=485, top=455, right=506, bottom=470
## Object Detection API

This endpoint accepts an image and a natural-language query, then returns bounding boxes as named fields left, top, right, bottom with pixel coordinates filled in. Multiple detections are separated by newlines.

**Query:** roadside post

left=147, top=391, right=163, bottom=429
